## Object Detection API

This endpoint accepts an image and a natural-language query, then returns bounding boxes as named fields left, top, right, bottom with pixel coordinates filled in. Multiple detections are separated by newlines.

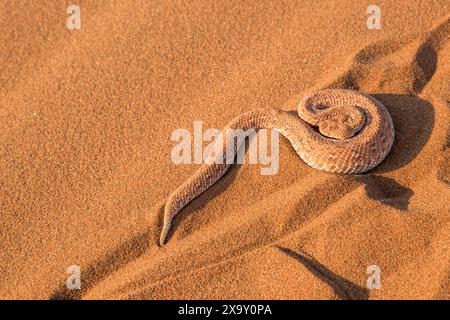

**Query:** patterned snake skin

left=159, top=89, right=395, bottom=245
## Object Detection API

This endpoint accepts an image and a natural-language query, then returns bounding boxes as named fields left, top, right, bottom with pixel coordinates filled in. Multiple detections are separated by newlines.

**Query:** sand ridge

left=0, top=1, right=449, bottom=299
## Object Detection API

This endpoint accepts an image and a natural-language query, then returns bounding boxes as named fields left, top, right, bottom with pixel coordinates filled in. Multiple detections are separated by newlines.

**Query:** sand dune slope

left=0, top=1, right=449, bottom=299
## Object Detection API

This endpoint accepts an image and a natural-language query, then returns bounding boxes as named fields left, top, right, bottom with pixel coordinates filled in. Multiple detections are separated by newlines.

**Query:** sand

left=0, top=1, right=449, bottom=300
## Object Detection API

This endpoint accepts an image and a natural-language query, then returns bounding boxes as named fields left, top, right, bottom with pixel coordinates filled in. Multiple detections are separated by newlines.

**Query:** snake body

left=159, top=89, right=395, bottom=245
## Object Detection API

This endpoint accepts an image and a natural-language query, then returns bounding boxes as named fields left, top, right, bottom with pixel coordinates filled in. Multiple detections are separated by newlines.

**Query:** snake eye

left=315, top=104, right=328, bottom=110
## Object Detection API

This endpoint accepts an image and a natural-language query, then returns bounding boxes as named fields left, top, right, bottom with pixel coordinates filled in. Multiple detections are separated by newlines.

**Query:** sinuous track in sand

left=159, top=89, right=395, bottom=245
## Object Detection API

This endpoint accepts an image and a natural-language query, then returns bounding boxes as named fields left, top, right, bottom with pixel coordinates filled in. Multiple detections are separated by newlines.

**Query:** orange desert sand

left=0, top=1, right=449, bottom=300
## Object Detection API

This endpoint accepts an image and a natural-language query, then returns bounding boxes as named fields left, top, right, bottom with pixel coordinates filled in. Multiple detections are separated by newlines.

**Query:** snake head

left=317, top=105, right=366, bottom=139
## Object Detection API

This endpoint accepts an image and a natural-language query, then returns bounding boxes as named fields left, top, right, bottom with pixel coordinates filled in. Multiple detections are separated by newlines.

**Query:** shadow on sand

left=276, top=245, right=369, bottom=300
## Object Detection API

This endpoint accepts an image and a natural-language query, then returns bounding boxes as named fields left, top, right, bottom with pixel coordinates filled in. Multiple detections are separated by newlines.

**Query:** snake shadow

left=347, top=94, right=433, bottom=211
left=355, top=175, right=414, bottom=211
left=276, top=245, right=369, bottom=300
left=370, top=94, right=435, bottom=173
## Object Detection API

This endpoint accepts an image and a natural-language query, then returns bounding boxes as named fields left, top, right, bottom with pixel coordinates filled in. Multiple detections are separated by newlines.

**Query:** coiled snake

left=159, top=89, right=395, bottom=245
